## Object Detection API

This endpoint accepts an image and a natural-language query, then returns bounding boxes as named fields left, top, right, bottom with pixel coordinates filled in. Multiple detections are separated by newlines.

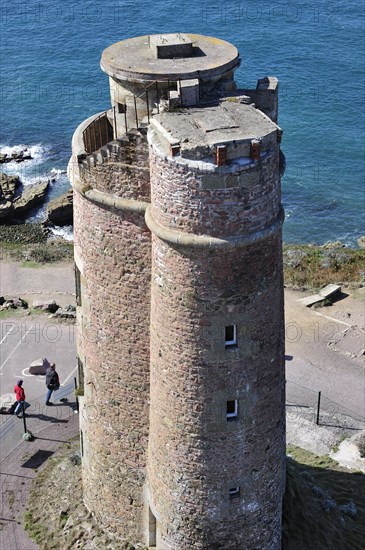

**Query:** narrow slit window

left=77, top=356, right=85, bottom=389
left=229, top=487, right=240, bottom=499
left=148, top=507, right=157, bottom=547
left=75, top=264, right=82, bottom=307
left=226, top=400, right=238, bottom=420
left=225, top=324, right=237, bottom=347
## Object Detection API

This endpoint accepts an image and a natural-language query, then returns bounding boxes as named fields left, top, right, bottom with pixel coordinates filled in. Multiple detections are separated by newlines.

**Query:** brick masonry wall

left=73, top=170, right=151, bottom=543
left=147, top=141, right=285, bottom=549
left=149, top=146, right=281, bottom=238
left=83, top=134, right=150, bottom=200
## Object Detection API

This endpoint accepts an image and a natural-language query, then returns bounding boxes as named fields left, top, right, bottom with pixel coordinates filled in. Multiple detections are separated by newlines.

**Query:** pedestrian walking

left=45, top=363, right=60, bottom=405
left=14, top=380, right=27, bottom=417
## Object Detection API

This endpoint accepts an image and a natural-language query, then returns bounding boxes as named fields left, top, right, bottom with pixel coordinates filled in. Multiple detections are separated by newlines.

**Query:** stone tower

left=69, top=33, right=285, bottom=549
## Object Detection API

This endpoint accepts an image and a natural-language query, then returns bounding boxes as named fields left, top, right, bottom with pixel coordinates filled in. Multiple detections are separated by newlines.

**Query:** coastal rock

left=46, top=189, right=73, bottom=226
left=53, top=304, right=76, bottom=319
left=12, top=180, right=49, bottom=219
left=0, top=201, right=14, bottom=221
left=357, top=236, right=365, bottom=249
left=0, top=173, right=21, bottom=201
left=0, top=149, right=33, bottom=164
left=32, top=299, right=60, bottom=313
left=0, top=297, right=28, bottom=310
left=0, top=223, right=48, bottom=243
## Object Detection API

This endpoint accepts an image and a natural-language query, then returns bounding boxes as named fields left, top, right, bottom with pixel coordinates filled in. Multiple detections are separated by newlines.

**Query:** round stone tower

left=70, top=32, right=285, bottom=549
left=146, top=101, right=285, bottom=549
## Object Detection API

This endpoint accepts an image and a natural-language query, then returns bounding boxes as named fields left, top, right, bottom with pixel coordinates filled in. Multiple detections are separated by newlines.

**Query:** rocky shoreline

left=0, top=146, right=73, bottom=226
left=0, top=149, right=33, bottom=164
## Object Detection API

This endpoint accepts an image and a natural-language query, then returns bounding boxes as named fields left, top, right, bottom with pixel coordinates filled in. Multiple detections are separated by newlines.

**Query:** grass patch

left=287, top=445, right=340, bottom=469
left=283, top=244, right=365, bottom=290
left=24, top=438, right=120, bottom=549
left=14, top=242, right=74, bottom=264
left=20, top=260, right=42, bottom=268
left=24, top=511, right=49, bottom=544
left=1, top=241, right=74, bottom=264
left=283, top=446, right=365, bottom=550
left=0, top=308, right=22, bottom=320
left=0, top=307, right=50, bottom=320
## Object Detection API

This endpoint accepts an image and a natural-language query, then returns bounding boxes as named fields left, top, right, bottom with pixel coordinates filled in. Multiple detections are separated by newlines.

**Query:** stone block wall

left=146, top=128, right=285, bottom=548
left=149, top=147, right=281, bottom=238
left=148, top=234, right=285, bottom=549
left=82, top=133, right=150, bottom=200
left=73, top=143, right=151, bottom=542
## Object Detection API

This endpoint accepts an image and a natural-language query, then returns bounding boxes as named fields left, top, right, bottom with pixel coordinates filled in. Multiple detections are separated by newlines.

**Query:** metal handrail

left=81, top=80, right=180, bottom=155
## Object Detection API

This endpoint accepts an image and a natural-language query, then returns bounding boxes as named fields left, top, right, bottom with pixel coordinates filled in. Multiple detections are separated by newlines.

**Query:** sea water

left=0, top=0, right=364, bottom=244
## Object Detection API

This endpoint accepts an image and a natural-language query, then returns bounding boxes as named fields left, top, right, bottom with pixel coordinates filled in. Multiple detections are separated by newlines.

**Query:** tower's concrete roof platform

left=101, top=33, right=240, bottom=83
left=152, top=100, right=278, bottom=158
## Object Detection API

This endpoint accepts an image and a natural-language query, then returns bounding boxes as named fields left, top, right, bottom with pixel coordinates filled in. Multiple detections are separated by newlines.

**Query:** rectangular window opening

left=229, top=486, right=240, bottom=499
left=148, top=506, right=157, bottom=547
left=225, top=324, right=237, bottom=347
left=226, top=399, right=238, bottom=421
left=75, top=264, right=82, bottom=307
left=77, top=356, right=85, bottom=390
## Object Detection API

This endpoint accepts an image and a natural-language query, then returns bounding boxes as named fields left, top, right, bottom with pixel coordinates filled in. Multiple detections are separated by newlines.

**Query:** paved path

left=285, top=288, right=365, bottom=420
left=0, top=389, right=78, bottom=550
left=0, top=316, right=77, bottom=403
left=0, top=262, right=75, bottom=303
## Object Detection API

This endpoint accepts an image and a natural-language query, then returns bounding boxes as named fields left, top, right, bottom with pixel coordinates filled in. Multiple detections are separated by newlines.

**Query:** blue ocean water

left=0, top=0, right=364, bottom=244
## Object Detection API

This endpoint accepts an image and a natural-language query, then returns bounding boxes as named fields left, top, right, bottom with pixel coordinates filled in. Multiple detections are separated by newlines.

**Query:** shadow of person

left=25, top=413, right=69, bottom=424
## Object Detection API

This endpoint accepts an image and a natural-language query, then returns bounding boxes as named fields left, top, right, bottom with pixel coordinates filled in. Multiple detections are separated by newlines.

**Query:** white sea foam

left=0, top=143, right=50, bottom=162
left=50, top=168, right=67, bottom=175
left=284, top=208, right=294, bottom=219
left=50, top=225, right=74, bottom=241
left=0, top=143, right=53, bottom=185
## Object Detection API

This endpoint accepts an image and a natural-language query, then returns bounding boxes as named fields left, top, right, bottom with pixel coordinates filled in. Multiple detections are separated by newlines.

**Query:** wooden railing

left=82, top=110, right=114, bottom=155
left=81, top=79, right=197, bottom=155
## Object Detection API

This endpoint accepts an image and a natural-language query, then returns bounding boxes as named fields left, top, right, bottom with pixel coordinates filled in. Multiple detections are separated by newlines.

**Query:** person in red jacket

left=14, top=379, right=26, bottom=417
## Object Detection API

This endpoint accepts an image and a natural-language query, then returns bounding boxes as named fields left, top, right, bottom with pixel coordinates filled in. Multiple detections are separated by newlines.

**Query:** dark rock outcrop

left=0, top=201, right=13, bottom=221
left=0, top=179, right=49, bottom=223
left=12, top=180, right=49, bottom=219
left=46, top=189, right=73, bottom=226
left=0, top=149, right=33, bottom=164
left=0, top=173, right=21, bottom=201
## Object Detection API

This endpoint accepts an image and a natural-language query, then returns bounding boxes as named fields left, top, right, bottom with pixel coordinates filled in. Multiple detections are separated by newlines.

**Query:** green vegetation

left=1, top=241, right=73, bottom=264
left=283, top=446, right=365, bottom=550
left=0, top=307, right=50, bottom=320
left=74, top=386, right=84, bottom=397
left=24, top=437, right=365, bottom=549
left=24, top=438, right=125, bottom=549
left=283, top=244, right=365, bottom=290
left=287, top=445, right=340, bottom=469
left=24, top=511, right=49, bottom=542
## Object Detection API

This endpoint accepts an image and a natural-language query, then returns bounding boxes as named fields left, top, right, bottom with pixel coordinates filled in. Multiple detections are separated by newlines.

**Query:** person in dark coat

left=45, top=363, right=60, bottom=405
left=14, top=379, right=26, bottom=417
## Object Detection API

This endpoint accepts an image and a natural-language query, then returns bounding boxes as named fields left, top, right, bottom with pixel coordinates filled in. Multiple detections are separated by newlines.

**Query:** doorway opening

left=148, top=506, right=157, bottom=547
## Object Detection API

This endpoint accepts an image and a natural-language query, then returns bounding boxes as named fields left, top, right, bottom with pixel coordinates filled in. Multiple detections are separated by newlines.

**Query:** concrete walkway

left=0, top=387, right=79, bottom=550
